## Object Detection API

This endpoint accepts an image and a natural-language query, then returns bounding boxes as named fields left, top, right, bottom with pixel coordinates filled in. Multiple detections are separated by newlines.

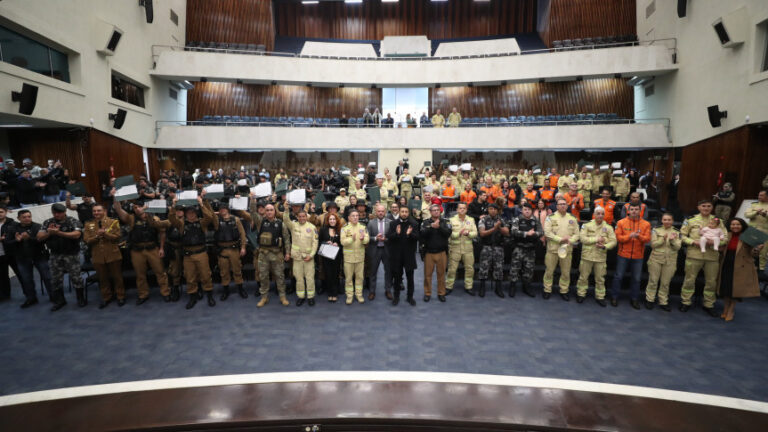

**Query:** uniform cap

left=52, top=203, right=67, bottom=212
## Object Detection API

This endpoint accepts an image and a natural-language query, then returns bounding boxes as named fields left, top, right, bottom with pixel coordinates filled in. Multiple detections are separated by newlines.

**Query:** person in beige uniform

left=340, top=209, right=369, bottom=304
left=543, top=198, right=580, bottom=300
left=575, top=206, right=616, bottom=306
left=398, top=169, right=413, bottom=201
left=612, top=173, right=630, bottom=202
left=744, top=190, right=768, bottom=270
left=679, top=200, right=726, bottom=316
left=644, top=213, right=682, bottom=311
left=284, top=208, right=319, bottom=306
left=112, top=196, right=171, bottom=304
left=211, top=202, right=249, bottom=301
left=334, top=189, right=350, bottom=215
left=446, top=202, right=477, bottom=295
left=83, top=204, right=124, bottom=308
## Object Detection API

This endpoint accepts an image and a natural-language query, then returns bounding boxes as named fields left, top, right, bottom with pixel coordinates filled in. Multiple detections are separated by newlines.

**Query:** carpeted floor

left=1, top=267, right=767, bottom=401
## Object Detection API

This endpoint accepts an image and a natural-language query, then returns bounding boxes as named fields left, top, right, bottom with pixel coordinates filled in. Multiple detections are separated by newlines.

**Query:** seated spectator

left=406, top=113, right=416, bottom=128
left=383, top=113, right=395, bottom=128
left=340, top=113, right=348, bottom=128
left=363, top=108, right=373, bottom=126
left=419, top=112, right=428, bottom=127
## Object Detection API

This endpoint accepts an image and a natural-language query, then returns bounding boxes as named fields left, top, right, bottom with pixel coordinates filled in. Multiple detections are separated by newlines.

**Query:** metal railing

left=155, top=117, right=672, bottom=142
left=151, top=38, right=677, bottom=64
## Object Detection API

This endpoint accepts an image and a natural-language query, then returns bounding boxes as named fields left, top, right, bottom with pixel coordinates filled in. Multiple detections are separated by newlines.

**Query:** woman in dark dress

left=717, top=218, right=763, bottom=321
left=319, top=213, right=343, bottom=302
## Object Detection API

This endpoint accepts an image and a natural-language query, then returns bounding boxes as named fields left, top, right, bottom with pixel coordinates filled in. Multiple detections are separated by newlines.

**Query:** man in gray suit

left=367, top=203, right=392, bottom=300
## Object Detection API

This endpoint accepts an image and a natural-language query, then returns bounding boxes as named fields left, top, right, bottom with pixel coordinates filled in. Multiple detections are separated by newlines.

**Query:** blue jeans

left=16, top=256, right=53, bottom=301
left=610, top=256, right=643, bottom=300
left=43, top=195, right=59, bottom=204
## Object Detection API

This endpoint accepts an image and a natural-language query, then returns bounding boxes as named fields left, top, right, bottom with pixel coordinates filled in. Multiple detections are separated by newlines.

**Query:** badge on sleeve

left=569, top=220, right=574, bottom=225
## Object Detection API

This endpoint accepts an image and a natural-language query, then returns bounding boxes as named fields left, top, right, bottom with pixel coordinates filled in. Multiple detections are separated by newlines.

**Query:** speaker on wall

left=707, top=105, right=727, bottom=128
left=139, top=0, right=154, bottom=24
left=677, top=0, right=687, bottom=18
left=109, top=109, right=127, bottom=129
left=11, top=83, right=38, bottom=115
left=712, top=7, right=747, bottom=48
left=98, top=26, right=123, bottom=56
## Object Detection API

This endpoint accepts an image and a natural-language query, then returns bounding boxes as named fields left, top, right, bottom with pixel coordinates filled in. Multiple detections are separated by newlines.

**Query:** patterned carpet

left=1, top=266, right=767, bottom=402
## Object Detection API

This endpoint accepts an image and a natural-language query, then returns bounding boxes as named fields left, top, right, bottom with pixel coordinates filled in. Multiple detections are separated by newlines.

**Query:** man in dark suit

left=387, top=206, right=419, bottom=306
left=367, top=203, right=392, bottom=300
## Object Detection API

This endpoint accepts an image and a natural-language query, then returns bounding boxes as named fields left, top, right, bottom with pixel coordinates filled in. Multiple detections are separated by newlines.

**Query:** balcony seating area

left=552, top=34, right=639, bottom=50
left=185, top=41, right=266, bottom=53
left=192, top=113, right=630, bottom=127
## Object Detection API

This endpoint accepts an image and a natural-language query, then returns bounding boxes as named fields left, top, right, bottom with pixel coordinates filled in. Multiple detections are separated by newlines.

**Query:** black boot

left=197, top=288, right=204, bottom=300
left=186, top=293, right=198, bottom=310
left=206, top=291, right=216, bottom=307
left=220, top=285, right=230, bottom=301
left=522, top=282, right=535, bottom=298
left=508, top=281, right=516, bottom=298
left=50, top=290, right=67, bottom=312
left=237, top=284, right=248, bottom=299
left=478, top=281, right=486, bottom=298
left=494, top=281, right=505, bottom=298
left=170, top=285, right=180, bottom=302
left=76, top=288, right=87, bottom=307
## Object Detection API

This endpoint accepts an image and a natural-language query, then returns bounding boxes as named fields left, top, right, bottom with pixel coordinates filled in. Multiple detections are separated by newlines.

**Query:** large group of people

left=0, top=158, right=73, bottom=207
left=348, top=107, right=462, bottom=128
left=1, top=161, right=766, bottom=324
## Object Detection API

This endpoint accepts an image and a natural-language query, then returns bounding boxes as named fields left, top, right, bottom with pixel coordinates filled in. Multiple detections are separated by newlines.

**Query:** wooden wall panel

left=539, top=0, right=636, bottom=47
left=186, top=0, right=275, bottom=50
left=187, top=82, right=382, bottom=120
left=429, top=78, right=633, bottom=118
left=8, top=129, right=145, bottom=202
left=678, top=126, right=767, bottom=213
left=274, top=0, right=537, bottom=40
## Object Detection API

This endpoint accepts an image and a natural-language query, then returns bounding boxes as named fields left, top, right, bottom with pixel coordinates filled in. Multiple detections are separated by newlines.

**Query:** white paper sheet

left=460, top=163, right=471, bottom=171
left=318, top=243, right=340, bottom=260
left=229, top=196, right=249, bottom=211
left=251, top=182, right=272, bottom=198
left=148, top=199, right=167, bottom=209
left=287, top=189, right=306, bottom=204
left=204, top=184, right=224, bottom=194
left=179, top=190, right=198, bottom=200
left=115, top=185, right=138, bottom=198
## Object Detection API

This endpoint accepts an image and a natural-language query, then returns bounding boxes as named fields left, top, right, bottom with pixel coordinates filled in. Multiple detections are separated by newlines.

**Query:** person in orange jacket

left=593, top=188, right=617, bottom=225
left=609, top=202, right=651, bottom=308
left=460, top=183, right=477, bottom=205
left=564, top=182, right=584, bottom=220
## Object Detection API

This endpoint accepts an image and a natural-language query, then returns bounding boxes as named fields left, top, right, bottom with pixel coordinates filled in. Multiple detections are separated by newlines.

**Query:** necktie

left=379, top=219, right=384, bottom=246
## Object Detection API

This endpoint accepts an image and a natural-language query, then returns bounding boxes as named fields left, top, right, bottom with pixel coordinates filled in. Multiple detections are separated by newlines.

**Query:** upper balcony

left=150, top=39, right=677, bottom=87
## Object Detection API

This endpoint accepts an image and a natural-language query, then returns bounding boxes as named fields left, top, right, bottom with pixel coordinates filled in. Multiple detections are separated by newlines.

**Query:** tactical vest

left=43, top=217, right=81, bottom=255
left=214, top=217, right=239, bottom=244
left=182, top=220, right=206, bottom=247
left=515, top=216, right=538, bottom=247
left=258, top=218, right=283, bottom=248
left=480, top=216, right=504, bottom=246
left=129, top=218, right=158, bottom=246
left=167, top=225, right=182, bottom=244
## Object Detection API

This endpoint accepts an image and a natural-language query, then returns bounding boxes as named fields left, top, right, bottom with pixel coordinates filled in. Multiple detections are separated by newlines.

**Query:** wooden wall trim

left=274, top=0, right=537, bottom=40
left=186, top=0, right=275, bottom=50
left=538, top=0, right=636, bottom=47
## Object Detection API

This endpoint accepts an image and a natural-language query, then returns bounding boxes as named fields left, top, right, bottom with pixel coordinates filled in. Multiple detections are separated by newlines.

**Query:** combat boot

left=220, top=285, right=230, bottom=301
left=50, top=290, right=67, bottom=312
left=355, top=289, right=365, bottom=304
left=206, top=291, right=216, bottom=307
left=186, top=294, right=198, bottom=310
left=478, top=281, right=486, bottom=297
left=197, top=288, right=204, bottom=300
left=508, top=281, right=516, bottom=298
left=76, top=288, right=87, bottom=307
left=170, top=285, right=180, bottom=302
left=237, top=284, right=248, bottom=299
left=257, top=295, right=269, bottom=307
left=279, top=296, right=290, bottom=306
left=522, top=281, right=535, bottom=298
left=494, top=281, right=504, bottom=298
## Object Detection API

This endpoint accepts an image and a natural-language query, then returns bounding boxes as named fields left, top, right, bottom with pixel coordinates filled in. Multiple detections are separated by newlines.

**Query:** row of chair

left=552, top=35, right=638, bottom=50
left=459, top=113, right=627, bottom=126
left=194, top=113, right=630, bottom=127
left=185, top=41, right=266, bottom=53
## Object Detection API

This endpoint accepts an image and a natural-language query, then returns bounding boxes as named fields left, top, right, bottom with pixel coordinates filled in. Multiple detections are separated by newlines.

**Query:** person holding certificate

left=319, top=213, right=343, bottom=302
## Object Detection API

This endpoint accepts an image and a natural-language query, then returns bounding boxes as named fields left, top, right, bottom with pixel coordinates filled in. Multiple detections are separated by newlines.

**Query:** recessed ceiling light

left=302, top=1, right=319, bottom=4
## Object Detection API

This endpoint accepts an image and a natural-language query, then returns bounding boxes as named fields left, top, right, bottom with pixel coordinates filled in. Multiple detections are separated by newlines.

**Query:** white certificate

left=148, top=199, right=166, bottom=209
left=229, top=196, right=249, bottom=211
left=287, top=189, right=306, bottom=204
left=204, top=183, right=224, bottom=194
left=114, top=185, right=139, bottom=202
left=318, top=243, right=340, bottom=260
left=179, top=190, right=198, bottom=200
left=460, top=163, right=471, bottom=171
left=251, top=182, right=272, bottom=198
left=611, top=162, right=622, bottom=169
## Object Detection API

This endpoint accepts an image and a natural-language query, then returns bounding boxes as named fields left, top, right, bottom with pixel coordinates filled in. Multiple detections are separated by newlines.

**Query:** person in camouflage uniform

left=509, top=203, right=543, bottom=297
left=37, top=203, right=84, bottom=311
left=477, top=203, right=509, bottom=298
